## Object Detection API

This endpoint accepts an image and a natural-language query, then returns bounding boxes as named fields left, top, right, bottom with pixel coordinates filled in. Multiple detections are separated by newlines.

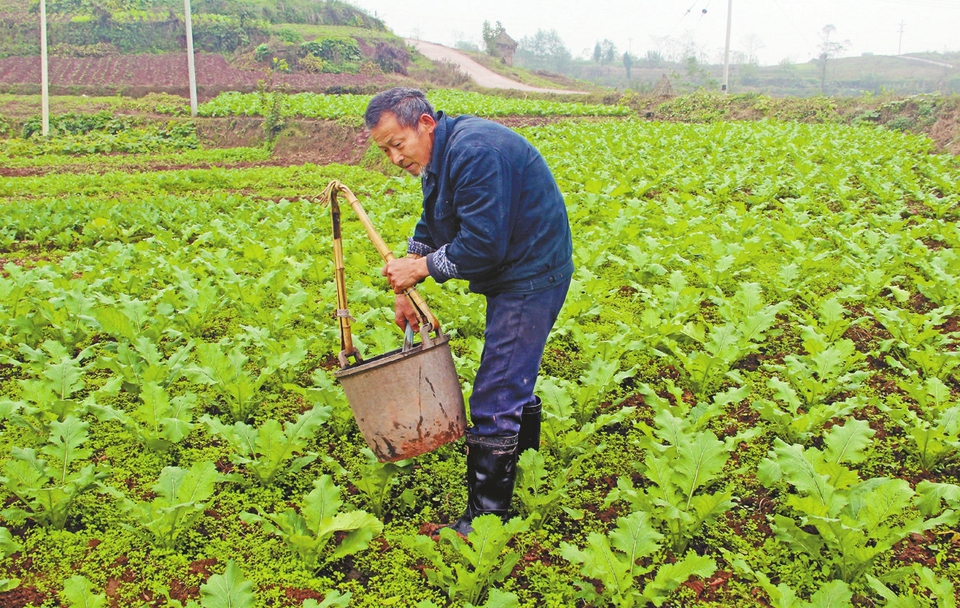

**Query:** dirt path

left=405, top=39, right=585, bottom=94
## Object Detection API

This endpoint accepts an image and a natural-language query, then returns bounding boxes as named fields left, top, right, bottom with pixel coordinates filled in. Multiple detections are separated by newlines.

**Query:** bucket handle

left=403, top=322, right=441, bottom=353
left=320, top=180, right=441, bottom=368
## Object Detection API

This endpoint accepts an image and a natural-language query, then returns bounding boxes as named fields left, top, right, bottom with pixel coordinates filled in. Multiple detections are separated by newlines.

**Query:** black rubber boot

left=446, top=433, right=519, bottom=537
left=517, top=396, right=542, bottom=455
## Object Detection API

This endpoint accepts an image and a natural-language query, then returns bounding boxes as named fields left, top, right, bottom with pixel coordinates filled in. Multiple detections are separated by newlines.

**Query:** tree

left=623, top=51, right=633, bottom=80
left=482, top=20, right=505, bottom=57
left=455, top=40, right=480, bottom=52
left=741, top=33, right=765, bottom=65
left=643, top=49, right=664, bottom=67
left=599, top=39, right=617, bottom=65
left=817, top=24, right=849, bottom=94
left=517, top=29, right=571, bottom=72
left=593, top=41, right=602, bottom=63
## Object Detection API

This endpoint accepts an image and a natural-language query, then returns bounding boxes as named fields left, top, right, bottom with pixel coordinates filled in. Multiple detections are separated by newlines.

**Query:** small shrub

left=254, top=43, right=270, bottom=62
left=299, top=40, right=324, bottom=58
left=887, top=115, right=915, bottom=131
left=298, top=54, right=326, bottom=74
left=374, top=41, right=410, bottom=74
left=273, top=27, right=303, bottom=44
left=301, top=37, right=361, bottom=63
left=320, top=61, right=360, bottom=75
left=22, top=111, right=131, bottom=139
left=428, top=59, right=470, bottom=87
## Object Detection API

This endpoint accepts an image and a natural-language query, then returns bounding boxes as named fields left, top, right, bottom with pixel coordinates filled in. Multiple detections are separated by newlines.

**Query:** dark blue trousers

left=468, top=277, right=571, bottom=436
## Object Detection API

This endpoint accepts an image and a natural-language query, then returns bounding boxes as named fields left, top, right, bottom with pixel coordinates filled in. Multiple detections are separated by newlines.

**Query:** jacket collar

left=422, top=111, right=449, bottom=200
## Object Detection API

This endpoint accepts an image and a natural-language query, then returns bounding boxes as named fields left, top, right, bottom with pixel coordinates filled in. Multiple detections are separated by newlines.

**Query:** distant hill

left=2, top=0, right=958, bottom=99
left=550, top=52, right=960, bottom=97
left=0, top=0, right=420, bottom=96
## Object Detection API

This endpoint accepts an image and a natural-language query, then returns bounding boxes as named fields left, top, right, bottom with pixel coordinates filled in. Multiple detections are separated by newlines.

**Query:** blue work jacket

left=412, top=112, right=574, bottom=295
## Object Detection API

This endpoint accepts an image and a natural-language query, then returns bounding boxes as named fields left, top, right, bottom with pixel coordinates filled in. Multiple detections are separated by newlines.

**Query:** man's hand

left=381, top=256, right=429, bottom=293
left=393, top=294, right=421, bottom=331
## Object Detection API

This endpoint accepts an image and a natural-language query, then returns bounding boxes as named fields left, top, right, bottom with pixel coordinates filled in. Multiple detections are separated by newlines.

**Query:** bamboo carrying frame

left=321, top=180, right=439, bottom=366
left=320, top=180, right=466, bottom=462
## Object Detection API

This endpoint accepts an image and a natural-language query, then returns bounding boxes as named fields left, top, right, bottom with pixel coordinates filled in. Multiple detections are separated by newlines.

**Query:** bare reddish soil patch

left=0, top=53, right=393, bottom=96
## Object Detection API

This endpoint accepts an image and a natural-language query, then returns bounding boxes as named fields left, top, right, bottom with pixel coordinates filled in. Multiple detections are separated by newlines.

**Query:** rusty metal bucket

left=320, top=180, right=466, bottom=462
left=334, top=325, right=466, bottom=462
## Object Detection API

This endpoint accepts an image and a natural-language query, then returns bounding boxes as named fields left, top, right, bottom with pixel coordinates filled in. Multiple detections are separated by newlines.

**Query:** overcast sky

left=351, top=0, right=959, bottom=66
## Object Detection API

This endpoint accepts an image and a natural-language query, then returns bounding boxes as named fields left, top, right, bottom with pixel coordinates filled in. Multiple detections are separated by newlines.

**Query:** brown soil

left=0, top=53, right=395, bottom=96
left=0, top=117, right=367, bottom=177
left=928, top=107, right=960, bottom=155
left=0, top=115, right=582, bottom=178
left=0, top=585, right=50, bottom=608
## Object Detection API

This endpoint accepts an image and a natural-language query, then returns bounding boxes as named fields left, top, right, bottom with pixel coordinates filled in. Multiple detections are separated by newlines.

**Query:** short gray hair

left=364, top=87, right=437, bottom=130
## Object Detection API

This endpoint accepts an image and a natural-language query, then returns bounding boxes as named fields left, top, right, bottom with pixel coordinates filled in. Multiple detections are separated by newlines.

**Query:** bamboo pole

left=322, top=181, right=440, bottom=365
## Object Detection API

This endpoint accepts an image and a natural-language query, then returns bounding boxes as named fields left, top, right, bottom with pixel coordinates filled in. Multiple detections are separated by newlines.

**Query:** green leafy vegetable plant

left=659, top=282, right=788, bottom=400
left=915, top=480, right=960, bottom=514
left=285, top=369, right=356, bottom=437
left=537, top=375, right=636, bottom=466
left=415, top=588, right=519, bottom=608
left=752, top=331, right=869, bottom=444
left=657, top=324, right=747, bottom=401
left=175, top=560, right=268, bottom=608
left=404, top=514, right=528, bottom=607
left=872, top=305, right=958, bottom=380
left=536, top=351, right=634, bottom=427
left=185, top=342, right=268, bottom=422
left=201, top=403, right=330, bottom=486
left=867, top=564, right=957, bottom=608
left=116, top=461, right=225, bottom=550
left=881, top=376, right=960, bottom=472
left=560, top=510, right=716, bottom=607
left=240, top=474, right=383, bottom=573
left=0, top=577, right=18, bottom=593
left=0, top=526, right=21, bottom=592
left=793, top=295, right=865, bottom=344
left=61, top=575, right=107, bottom=608
left=757, top=418, right=955, bottom=584
left=96, top=335, right=194, bottom=394
left=605, top=384, right=747, bottom=554
left=349, top=447, right=413, bottom=520
left=8, top=340, right=96, bottom=433
left=240, top=325, right=309, bottom=386
left=0, top=527, right=19, bottom=558
left=514, top=448, right=582, bottom=530
left=1, top=415, right=110, bottom=529
left=730, top=557, right=853, bottom=608
left=914, top=249, right=960, bottom=307
left=94, top=381, right=198, bottom=451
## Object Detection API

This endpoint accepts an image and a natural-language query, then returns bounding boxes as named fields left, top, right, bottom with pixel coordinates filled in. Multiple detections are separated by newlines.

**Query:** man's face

left=369, top=112, right=436, bottom=177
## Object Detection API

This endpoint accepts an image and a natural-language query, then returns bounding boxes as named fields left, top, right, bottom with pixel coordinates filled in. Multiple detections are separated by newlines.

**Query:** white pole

left=40, top=0, right=49, bottom=135
left=184, top=0, right=198, bottom=116
left=722, top=0, right=733, bottom=93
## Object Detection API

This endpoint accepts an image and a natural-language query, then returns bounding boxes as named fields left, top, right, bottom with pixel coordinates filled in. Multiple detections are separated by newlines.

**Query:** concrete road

left=405, top=39, right=584, bottom=94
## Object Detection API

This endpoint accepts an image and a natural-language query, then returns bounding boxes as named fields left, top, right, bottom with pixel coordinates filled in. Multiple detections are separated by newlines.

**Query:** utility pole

left=722, top=0, right=733, bottom=92
left=897, top=21, right=905, bottom=55
left=40, top=0, right=49, bottom=135
left=184, top=0, right=198, bottom=116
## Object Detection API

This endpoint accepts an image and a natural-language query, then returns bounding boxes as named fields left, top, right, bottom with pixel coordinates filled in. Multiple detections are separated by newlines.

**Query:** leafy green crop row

left=0, top=146, right=272, bottom=170
left=1, top=116, right=958, bottom=607
left=194, top=89, right=631, bottom=120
